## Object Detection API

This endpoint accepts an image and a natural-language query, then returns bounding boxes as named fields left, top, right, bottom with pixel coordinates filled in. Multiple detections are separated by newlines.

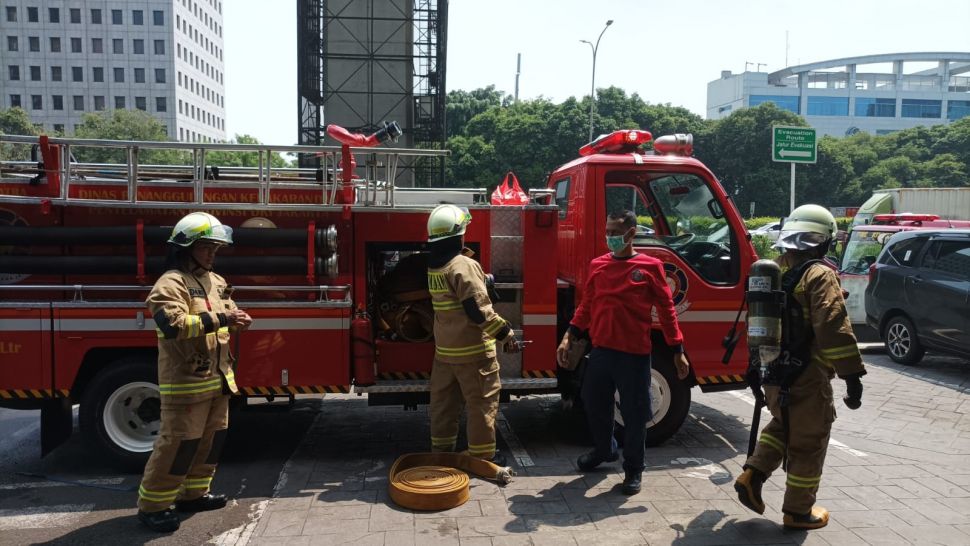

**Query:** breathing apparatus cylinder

left=746, top=259, right=784, bottom=378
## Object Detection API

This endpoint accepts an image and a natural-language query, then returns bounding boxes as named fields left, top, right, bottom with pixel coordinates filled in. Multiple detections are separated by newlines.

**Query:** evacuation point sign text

left=772, top=126, right=817, bottom=164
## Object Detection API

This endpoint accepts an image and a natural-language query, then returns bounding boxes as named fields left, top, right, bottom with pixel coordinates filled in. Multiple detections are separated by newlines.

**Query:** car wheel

left=884, top=315, right=925, bottom=365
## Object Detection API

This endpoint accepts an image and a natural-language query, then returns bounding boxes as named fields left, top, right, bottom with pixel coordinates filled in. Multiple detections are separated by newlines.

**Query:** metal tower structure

left=297, top=0, right=448, bottom=185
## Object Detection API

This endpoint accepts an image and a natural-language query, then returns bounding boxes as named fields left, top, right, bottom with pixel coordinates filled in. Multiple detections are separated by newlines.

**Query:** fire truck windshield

left=841, top=229, right=890, bottom=274
left=605, top=173, right=735, bottom=284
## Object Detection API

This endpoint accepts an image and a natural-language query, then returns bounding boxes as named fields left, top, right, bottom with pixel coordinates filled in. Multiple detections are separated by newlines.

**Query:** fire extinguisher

left=352, top=305, right=376, bottom=387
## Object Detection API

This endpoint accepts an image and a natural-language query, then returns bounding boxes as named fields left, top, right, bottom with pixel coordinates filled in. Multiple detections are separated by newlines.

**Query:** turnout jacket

left=148, top=266, right=240, bottom=403
left=777, top=253, right=865, bottom=379
left=428, top=254, right=512, bottom=363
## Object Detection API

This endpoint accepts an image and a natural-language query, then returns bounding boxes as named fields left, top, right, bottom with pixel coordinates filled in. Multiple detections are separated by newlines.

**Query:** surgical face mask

left=606, top=229, right=633, bottom=253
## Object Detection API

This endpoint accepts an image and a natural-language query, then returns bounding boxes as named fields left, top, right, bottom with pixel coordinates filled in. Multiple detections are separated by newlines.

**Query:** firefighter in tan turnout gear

left=734, top=204, right=866, bottom=530
left=426, top=205, right=518, bottom=464
left=137, top=212, right=252, bottom=532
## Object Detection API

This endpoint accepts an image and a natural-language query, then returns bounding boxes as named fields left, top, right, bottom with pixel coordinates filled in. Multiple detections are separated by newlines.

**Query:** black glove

left=843, top=374, right=863, bottom=410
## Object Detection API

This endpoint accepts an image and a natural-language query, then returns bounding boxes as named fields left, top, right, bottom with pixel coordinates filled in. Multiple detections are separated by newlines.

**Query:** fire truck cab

left=0, top=129, right=755, bottom=468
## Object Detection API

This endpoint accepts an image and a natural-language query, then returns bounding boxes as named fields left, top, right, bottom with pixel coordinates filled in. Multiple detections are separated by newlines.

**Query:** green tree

left=206, top=134, right=292, bottom=169
left=0, top=107, right=40, bottom=160
left=446, top=86, right=506, bottom=138
left=73, top=109, right=187, bottom=164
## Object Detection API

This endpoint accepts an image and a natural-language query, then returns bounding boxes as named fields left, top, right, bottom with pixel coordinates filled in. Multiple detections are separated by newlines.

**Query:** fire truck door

left=0, top=306, right=52, bottom=399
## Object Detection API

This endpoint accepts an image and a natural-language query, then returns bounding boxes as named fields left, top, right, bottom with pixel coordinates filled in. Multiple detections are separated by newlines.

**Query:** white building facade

left=707, top=52, right=970, bottom=137
left=1, top=0, right=226, bottom=142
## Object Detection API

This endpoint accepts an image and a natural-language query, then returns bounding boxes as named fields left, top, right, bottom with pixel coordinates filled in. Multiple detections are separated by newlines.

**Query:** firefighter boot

left=175, top=493, right=228, bottom=513
left=577, top=449, right=619, bottom=471
left=734, top=466, right=767, bottom=515
left=138, top=509, right=180, bottom=532
left=783, top=506, right=830, bottom=530
left=621, top=470, right=642, bottom=495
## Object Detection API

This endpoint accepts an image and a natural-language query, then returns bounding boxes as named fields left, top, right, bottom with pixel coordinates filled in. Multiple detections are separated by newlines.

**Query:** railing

left=0, top=134, right=451, bottom=209
left=0, top=284, right=352, bottom=305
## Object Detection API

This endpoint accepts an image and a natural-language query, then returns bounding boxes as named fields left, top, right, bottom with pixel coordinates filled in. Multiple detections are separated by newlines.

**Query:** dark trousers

left=581, top=347, right=652, bottom=473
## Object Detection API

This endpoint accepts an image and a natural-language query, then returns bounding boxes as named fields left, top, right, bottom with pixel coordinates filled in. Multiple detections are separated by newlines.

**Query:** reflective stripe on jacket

left=147, top=267, right=240, bottom=403
left=428, top=255, right=511, bottom=363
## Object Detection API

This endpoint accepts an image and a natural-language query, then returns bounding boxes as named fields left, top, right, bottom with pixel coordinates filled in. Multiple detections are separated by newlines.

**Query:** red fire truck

left=0, top=129, right=755, bottom=468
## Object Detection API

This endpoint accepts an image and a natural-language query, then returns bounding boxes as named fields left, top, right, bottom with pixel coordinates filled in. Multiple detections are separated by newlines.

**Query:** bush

left=744, top=217, right=781, bottom=230
left=835, top=217, right=852, bottom=231
left=751, top=234, right=780, bottom=260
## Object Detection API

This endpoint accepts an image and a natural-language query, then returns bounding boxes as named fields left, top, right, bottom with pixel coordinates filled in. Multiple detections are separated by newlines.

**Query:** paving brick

left=456, top=516, right=528, bottom=537
left=261, top=509, right=307, bottom=537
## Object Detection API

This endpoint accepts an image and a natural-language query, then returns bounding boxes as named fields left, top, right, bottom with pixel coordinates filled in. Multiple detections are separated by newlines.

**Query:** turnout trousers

left=137, top=394, right=230, bottom=512
left=429, top=357, right=501, bottom=459
left=582, top=347, right=652, bottom=473
left=745, top=364, right=836, bottom=516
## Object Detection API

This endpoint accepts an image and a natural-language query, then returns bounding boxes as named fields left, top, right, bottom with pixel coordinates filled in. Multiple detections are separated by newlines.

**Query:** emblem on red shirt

left=631, top=269, right=645, bottom=281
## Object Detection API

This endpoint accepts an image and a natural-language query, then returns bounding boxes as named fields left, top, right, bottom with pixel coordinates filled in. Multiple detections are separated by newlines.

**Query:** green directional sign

left=772, top=126, right=817, bottom=164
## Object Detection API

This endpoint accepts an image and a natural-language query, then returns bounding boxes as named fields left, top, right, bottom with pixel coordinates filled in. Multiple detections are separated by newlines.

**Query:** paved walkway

left=244, top=353, right=970, bottom=545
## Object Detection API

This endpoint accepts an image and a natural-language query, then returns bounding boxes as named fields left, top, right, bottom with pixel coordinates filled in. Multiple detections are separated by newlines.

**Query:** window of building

left=27, top=6, right=37, bottom=22
left=749, top=95, right=800, bottom=114
left=28, top=36, right=39, bottom=51
left=29, top=95, right=42, bottom=110
left=134, top=67, right=145, bottom=83
left=807, top=96, right=849, bottom=116
left=901, top=99, right=942, bottom=119
left=111, top=9, right=122, bottom=24
left=855, top=97, right=896, bottom=118
left=7, top=36, right=18, bottom=52
left=155, top=68, right=166, bottom=83
left=180, top=127, right=184, bottom=140
left=29, top=65, right=40, bottom=81
left=70, top=8, right=81, bottom=23
left=135, top=96, right=147, bottom=111
left=94, top=95, right=105, bottom=111
left=10, top=94, right=21, bottom=108
left=947, top=100, right=970, bottom=121
left=51, top=66, right=62, bottom=81
left=8, top=65, right=19, bottom=80
left=73, top=95, right=84, bottom=111
left=71, top=37, right=82, bottom=53
left=52, top=95, right=64, bottom=110
left=91, top=8, right=102, bottom=24
left=153, top=10, right=164, bottom=25
left=50, top=36, right=61, bottom=52
left=156, top=97, right=167, bottom=112
left=53, top=124, right=64, bottom=133
left=133, top=39, right=144, bottom=54
left=154, top=39, right=165, bottom=55
left=113, top=67, right=124, bottom=82
left=92, top=66, right=104, bottom=82
left=132, top=10, right=143, bottom=25
left=91, top=38, right=102, bottom=53
left=112, top=39, right=123, bottom=54
left=48, top=7, right=59, bottom=23
left=115, top=96, right=125, bottom=109
left=5, top=6, right=15, bottom=22
left=72, top=66, right=83, bottom=82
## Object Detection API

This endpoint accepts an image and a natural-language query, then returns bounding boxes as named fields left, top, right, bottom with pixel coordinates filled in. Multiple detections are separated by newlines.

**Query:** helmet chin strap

left=190, top=253, right=212, bottom=272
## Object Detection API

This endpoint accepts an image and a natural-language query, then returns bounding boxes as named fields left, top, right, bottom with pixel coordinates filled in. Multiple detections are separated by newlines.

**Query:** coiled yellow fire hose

left=388, top=452, right=514, bottom=511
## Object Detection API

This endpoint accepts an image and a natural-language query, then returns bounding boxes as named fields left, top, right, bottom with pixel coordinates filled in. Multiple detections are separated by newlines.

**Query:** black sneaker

left=576, top=450, right=619, bottom=472
left=488, top=452, right=509, bottom=467
left=175, top=493, right=227, bottom=513
left=138, top=509, right=180, bottom=532
left=621, top=470, right=642, bottom=495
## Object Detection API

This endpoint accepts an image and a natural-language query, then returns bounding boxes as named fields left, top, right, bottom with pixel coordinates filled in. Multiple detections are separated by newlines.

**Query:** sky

left=224, top=0, right=970, bottom=146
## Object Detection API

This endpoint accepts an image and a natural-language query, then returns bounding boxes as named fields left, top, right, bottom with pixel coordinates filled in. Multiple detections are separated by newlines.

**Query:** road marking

left=496, top=410, right=533, bottom=467
left=0, top=504, right=93, bottom=530
left=725, top=391, right=868, bottom=457
left=0, top=477, right=125, bottom=491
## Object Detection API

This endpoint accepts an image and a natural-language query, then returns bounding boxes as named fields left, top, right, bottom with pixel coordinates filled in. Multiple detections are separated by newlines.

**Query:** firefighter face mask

left=606, top=228, right=635, bottom=253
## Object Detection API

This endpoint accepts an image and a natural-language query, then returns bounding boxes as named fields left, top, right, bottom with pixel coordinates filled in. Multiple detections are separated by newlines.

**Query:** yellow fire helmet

left=168, top=212, right=233, bottom=247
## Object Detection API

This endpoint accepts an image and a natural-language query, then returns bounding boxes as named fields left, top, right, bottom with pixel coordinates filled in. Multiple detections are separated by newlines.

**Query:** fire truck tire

left=612, top=351, right=691, bottom=447
left=79, top=357, right=160, bottom=471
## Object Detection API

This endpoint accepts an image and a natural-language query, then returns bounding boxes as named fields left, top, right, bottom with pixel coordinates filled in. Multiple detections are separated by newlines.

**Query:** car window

left=880, top=235, right=927, bottom=268
left=553, top=177, right=570, bottom=219
left=921, top=240, right=970, bottom=279
left=842, top=230, right=889, bottom=273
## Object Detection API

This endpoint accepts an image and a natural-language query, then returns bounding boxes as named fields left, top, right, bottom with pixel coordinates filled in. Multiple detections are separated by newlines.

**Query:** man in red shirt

left=557, top=210, right=690, bottom=494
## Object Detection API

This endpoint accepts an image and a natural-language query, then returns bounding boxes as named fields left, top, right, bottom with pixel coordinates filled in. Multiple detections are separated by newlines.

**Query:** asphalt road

left=0, top=398, right=321, bottom=546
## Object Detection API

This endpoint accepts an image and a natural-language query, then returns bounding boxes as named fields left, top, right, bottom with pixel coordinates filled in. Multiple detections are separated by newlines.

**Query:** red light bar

left=653, top=133, right=694, bottom=156
left=578, top=129, right=652, bottom=156
left=873, top=213, right=940, bottom=223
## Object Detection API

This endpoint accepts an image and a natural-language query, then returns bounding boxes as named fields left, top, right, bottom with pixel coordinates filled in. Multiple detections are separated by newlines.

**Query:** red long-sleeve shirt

left=569, top=253, right=684, bottom=356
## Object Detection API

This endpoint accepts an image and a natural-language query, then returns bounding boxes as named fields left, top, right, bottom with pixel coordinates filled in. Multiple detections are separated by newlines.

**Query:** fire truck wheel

left=612, top=351, right=691, bottom=447
left=79, top=357, right=160, bottom=471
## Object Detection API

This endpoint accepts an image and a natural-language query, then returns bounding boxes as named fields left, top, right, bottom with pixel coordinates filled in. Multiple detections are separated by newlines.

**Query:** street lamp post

left=580, top=20, right=613, bottom=142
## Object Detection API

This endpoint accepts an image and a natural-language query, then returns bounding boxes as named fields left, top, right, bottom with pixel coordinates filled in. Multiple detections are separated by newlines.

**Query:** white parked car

left=749, top=221, right=783, bottom=242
